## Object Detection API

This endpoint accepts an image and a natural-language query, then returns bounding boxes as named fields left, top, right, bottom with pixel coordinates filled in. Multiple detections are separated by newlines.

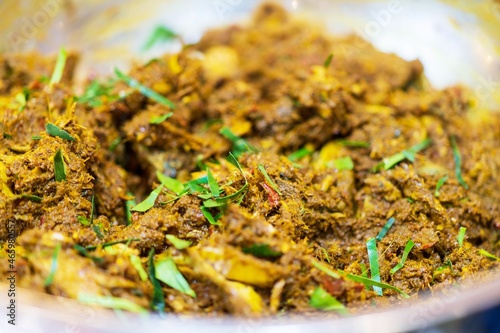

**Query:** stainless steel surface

left=0, top=1, right=499, bottom=332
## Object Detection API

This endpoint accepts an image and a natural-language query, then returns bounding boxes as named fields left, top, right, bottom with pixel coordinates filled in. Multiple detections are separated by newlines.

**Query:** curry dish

left=1, top=3, right=499, bottom=317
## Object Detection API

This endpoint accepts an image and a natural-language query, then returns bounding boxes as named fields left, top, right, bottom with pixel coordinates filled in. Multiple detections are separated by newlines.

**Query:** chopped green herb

left=359, top=263, right=369, bottom=279
left=155, top=256, right=196, bottom=298
left=433, top=259, right=453, bottom=277
left=390, top=239, right=415, bottom=274
left=53, top=148, right=66, bottom=182
left=15, top=88, right=30, bottom=112
left=46, top=123, right=75, bottom=141
left=450, top=136, right=469, bottom=190
left=310, top=287, right=347, bottom=314
left=20, top=194, right=42, bottom=203
left=85, top=238, right=140, bottom=251
left=114, top=68, right=175, bottom=109
left=147, top=249, right=165, bottom=313
left=478, top=249, right=500, bottom=261
left=406, top=198, right=414, bottom=203
left=366, top=238, right=382, bottom=295
left=323, top=54, right=334, bottom=68
left=73, top=244, right=103, bottom=263
left=202, top=183, right=249, bottom=207
left=373, top=138, right=432, bottom=172
left=219, top=127, right=257, bottom=158
left=49, top=48, right=67, bottom=85
left=131, top=184, right=163, bottom=212
left=77, top=216, right=90, bottom=226
left=434, top=175, right=449, bottom=197
left=78, top=293, right=147, bottom=314
left=166, top=234, right=192, bottom=250
left=92, top=224, right=104, bottom=239
left=376, top=217, right=396, bottom=242
left=207, top=169, right=220, bottom=198
left=330, top=157, right=354, bottom=171
left=109, top=137, right=122, bottom=152
left=242, top=244, right=282, bottom=258
left=156, top=171, right=184, bottom=196
left=258, top=164, right=282, bottom=195
left=130, top=254, right=148, bottom=281
left=2, top=133, right=12, bottom=139
left=76, top=79, right=118, bottom=107
left=149, top=112, right=173, bottom=125
left=457, top=227, right=467, bottom=248
left=319, top=247, right=331, bottom=264
left=32, top=135, right=42, bottom=140
left=227, top=152, right=247, bottom=182
left=339, top=270, right=409, bottom=298
left=143, top=25, right=178, bottom=50
left=337, top=140, right=370, bottom=148
left=44, top=243, right=62, bottom=287
left=312, top=260, right=341, bottom=279
left=201, top=206, right=220, bottom=225
left=287, top=147, right=313, bottom=162
left=125, top=193, right=136, bottom=226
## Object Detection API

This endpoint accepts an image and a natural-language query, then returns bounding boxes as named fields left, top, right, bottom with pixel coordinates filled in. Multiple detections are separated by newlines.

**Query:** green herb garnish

left=390, top=239, right=415, bottom=274
left=92, top=224, right=104, bottom=239
left=337, top=140, right=370, bottom=148
left=242, top=244, right=282, bottom=258
left=155, top=256, right=196, bottom=298
left=147, top=249, right=165, bottom=313
left=201, top=206, right=219, bottom=225
left=457, top=227, right=467, bottom=248
left=32, top=135, right=42, bottom=140
left=131, top=184, right=163, bottom=212
left=114, top=68, right=175, bottom=109
left=156, top=171, right=184, bottom=196
left=323, top=54, right=334, bottom=68
left=330, top=157, right=354, bottom=171
left=340, top=271, right=409, bottom=298
left=287, top=147, right=313, bottom=162
left=478, top=249, right=500, bottom=261
left=433, top=259, right=452, bottom=277
left=130, top=254, right=148, bottom=281
left=143, top=26, right=178, bottom=50
left=46, top=123, right=75, bottom=141
left=375, top=217, right=396, bottom=241
left=149, top=112, right=173, bottom=124
left=49, top=48, right=67, bottom=85
left=219, top=127, right=257, bottom=158
left=78, top=293, right=147, bottom=314
left=109, top=137, right=122, bottom=152
left=258, top=164, right=282, bottom=195
left=73, top=244, right=103, bottom=264
left=312, top=260, right=341, bottom=279
left=77, top=216, right=90, bottom=226
left=53, top=149, right=66, bottom=182
left=77, top=79, right=118, bottom=107
left=44, top=243, right=62, bottom=286
left=166, top=234, right=192, bottom=250
left=450, top=136, right=469, bottom=189
left=434, top=175, right=449, bottom=197
left=366, top=238, right=382, bottom=295
left=15, top=88, right=30, bottom=112
left=85, top=238, right=140, bottom=251
left=310, top=287, right=347, bottom=314
left=125, top=193, right=136, bottom=226
left=20, top=194, right=42, bottom=203
left=207, top=169, right=220, bottom=198
left=373, top=138, right=432, bottom=172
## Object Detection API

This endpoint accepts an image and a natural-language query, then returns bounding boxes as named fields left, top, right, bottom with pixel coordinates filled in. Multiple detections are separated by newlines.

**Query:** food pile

left=1, top=3, right=499, bottom=317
